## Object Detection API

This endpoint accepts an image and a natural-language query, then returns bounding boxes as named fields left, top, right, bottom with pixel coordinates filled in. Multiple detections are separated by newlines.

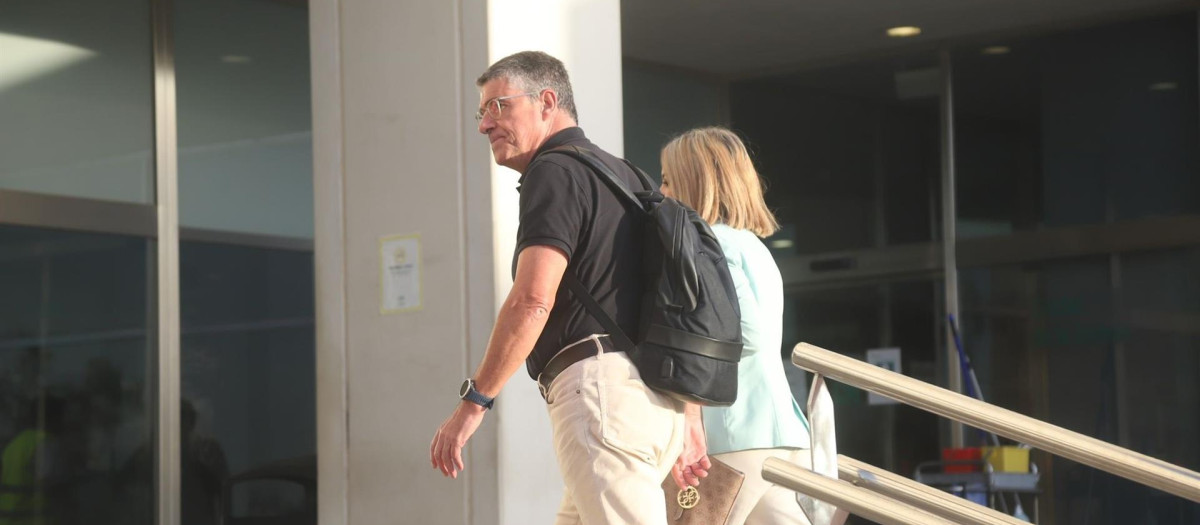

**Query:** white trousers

left=713, top=448, right=816, bottom=525
left=545, top=336, right=685, bottom=525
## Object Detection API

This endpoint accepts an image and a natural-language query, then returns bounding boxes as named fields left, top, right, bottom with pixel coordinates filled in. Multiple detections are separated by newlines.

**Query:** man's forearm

left=471, top=293, right=553, bottom=398
left=468, top=244, right=568, bottom=399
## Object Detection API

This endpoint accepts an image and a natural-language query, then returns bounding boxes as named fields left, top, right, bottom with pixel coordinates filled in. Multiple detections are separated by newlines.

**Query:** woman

left=661, top=127, right=814, bottom=525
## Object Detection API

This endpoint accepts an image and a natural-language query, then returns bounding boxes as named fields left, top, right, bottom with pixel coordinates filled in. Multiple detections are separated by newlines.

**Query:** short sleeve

left=516, top=160, right=587, bottom=261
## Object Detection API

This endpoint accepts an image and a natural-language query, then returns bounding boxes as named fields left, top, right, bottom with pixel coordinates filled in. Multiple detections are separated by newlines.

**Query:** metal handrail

left=761, top=458, right=957, bottom=525
left=792, top=342, right=1200, bottom=503
left=837, top=454, right=1026, bottom=525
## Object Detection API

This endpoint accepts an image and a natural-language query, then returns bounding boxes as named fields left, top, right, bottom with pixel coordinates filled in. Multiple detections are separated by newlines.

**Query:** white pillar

left=312, top=0, right=623, bottom=523
left=486, top=1, right=624, bottom=523
left=312, top=0, right=496, bottom=524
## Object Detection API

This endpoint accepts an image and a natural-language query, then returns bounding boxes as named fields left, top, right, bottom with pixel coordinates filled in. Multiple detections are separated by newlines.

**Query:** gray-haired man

left=429, top=51, right=709, bottom=524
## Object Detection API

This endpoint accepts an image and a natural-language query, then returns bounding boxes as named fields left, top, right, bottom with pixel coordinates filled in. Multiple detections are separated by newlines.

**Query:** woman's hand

left=672, top=403, right=711, bottom=490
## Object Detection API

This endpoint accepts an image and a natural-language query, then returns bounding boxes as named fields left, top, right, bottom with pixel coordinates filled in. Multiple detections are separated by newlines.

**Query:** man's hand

left=428, top=246, right=564, bottom=480
left=672, top=403, right=710, bottom=490
left=430, top=402, right=486, bottom=478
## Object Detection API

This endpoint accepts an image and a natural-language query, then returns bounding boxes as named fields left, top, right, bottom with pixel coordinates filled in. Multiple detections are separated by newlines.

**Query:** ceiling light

left=982, top=46, right=1010, bottom=55
left=886, top=26, right=922, bottom=38
left=1149, top=82, right=1178, bottom=91
left=770, top=239, right=794, bottom=249
left=221, top=55, right=252, bottom=64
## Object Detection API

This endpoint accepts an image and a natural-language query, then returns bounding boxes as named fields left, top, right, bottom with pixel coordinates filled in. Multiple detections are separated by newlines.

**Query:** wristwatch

left=459, top=379, right=495, bottom=410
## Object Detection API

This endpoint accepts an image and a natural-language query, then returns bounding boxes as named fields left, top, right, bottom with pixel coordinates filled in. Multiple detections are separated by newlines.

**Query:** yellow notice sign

left=381, top=233, right=422, bottom=313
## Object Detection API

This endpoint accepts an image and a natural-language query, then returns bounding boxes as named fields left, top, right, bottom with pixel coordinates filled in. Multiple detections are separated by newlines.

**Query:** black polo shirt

left=515, top=127, right=648, bottom=379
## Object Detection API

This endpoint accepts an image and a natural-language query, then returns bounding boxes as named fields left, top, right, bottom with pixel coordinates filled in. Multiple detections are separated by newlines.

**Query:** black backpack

left=546, top=146, right=744, bottom=406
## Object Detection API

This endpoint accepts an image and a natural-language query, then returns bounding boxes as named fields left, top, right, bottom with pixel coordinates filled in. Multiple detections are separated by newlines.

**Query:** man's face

left=477, top=78, right=546, bottom=172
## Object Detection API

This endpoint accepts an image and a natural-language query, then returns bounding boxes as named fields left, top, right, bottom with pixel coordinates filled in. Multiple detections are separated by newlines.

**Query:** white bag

left=797, top=374, right=850, bottom=525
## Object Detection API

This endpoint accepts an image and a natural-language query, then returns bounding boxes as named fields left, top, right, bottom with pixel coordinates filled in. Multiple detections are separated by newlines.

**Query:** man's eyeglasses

left=475, top=92, right=539, bottom=122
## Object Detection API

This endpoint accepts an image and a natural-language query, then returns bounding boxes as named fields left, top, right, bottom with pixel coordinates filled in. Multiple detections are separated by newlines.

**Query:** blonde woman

left=661, top=127, right=814, bottom=525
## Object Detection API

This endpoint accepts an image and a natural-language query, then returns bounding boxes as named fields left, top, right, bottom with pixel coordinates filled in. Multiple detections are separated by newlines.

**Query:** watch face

left=459, top=379, right=471, bottom=398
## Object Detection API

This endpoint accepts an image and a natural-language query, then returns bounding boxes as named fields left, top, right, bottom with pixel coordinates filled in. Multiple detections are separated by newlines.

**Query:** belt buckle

left=536, top=372, right=549, bottom=402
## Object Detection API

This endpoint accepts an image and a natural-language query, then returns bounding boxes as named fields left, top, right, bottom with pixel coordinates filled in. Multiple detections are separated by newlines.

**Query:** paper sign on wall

left=381, top=234, right=422, bottom=313
left=866, top=347, right=901, bottom=405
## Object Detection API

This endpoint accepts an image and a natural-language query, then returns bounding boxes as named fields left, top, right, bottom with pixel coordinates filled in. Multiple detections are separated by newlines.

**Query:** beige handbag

left=661, top=457, right=745, bottom=524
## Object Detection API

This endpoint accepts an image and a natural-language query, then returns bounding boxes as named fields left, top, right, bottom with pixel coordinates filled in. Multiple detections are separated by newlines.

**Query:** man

left=429, top=51, right=708, bottom=524
left=0, top=398, right=65, bottom=525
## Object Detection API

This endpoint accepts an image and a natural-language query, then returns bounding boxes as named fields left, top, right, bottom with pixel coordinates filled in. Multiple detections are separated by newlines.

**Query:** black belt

left=537, top=336, right=621, bottom=400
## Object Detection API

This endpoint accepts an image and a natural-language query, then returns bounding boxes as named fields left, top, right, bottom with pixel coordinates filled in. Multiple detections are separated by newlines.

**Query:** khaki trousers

left=713, top=448, right=815, bottom=525
left=545, top=336, right=684, bottom=525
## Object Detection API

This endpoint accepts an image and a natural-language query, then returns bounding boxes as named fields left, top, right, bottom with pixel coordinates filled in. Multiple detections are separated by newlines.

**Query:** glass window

left=175, top=0, right=313, bottom=239
left=229, top=477, right=313, bottom=519
left=622, top=62, right=725, bottom=182
left=0, top=225, right=155, bottom=524
left=730, top=53, right=942, bottom=255
left=960, top=249, right=1200, bottom=524
left=179, top=242, right=315, bottom=525
left=1120, top=248, right=1200, bottom=471
left=954, top=12, right=1199, bottom=237
left=785, top=280, right=941, bottom=475
left=955, top=12, right=1200, bottom=522
left=0, top=0, right=155, bottom=204
left=174, top=0, right=315, bottom=522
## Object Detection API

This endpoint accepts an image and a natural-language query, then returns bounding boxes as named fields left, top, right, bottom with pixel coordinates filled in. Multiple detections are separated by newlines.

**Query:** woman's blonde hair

left=660, top=127, right=779, bottom=238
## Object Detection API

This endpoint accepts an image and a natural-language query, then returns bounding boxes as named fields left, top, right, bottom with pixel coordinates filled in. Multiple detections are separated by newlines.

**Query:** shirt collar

left=517, top=127, right=588, bottom=187
left=534, top=127, right=587, bottom=158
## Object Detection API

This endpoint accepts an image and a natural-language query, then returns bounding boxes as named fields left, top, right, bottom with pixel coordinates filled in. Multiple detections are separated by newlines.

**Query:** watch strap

left=462, top=381, right=494, bottom=410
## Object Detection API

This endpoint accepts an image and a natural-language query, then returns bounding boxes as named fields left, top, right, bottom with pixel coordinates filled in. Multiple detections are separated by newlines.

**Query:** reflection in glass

left=228, top=461, right=315, bottom=522
left=174, top=0, right=316, bottom=520
left=0, top=226, right=154, bottom=524
left=180, top=242, right=315, bottom=525
left=175, top=0, right=313, bottom=239
left=0, top=0, right=154, bottom=203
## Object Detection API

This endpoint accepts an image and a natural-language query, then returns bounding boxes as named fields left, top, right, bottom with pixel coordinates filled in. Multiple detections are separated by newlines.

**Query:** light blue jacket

left=703, top=224, right=810, bottom=454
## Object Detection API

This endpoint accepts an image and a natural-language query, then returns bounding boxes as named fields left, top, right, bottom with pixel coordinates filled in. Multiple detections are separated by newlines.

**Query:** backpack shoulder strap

left=561, top=274, right=638, bottom=355
left=540, top=145, right=642, bottom=354
left=543, top=146, right=644, bottom=210
left=621, top=159, right=656, bottom=192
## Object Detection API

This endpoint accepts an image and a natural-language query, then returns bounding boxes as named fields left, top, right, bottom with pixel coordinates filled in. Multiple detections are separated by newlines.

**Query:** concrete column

left=312, top=0, right=495, bottom=523
left=313, top=0, right=623, bottom=523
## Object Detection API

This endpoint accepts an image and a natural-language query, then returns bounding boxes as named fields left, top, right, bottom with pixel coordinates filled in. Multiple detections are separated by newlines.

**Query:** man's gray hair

left=477, top=51, right=578, bottom=123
